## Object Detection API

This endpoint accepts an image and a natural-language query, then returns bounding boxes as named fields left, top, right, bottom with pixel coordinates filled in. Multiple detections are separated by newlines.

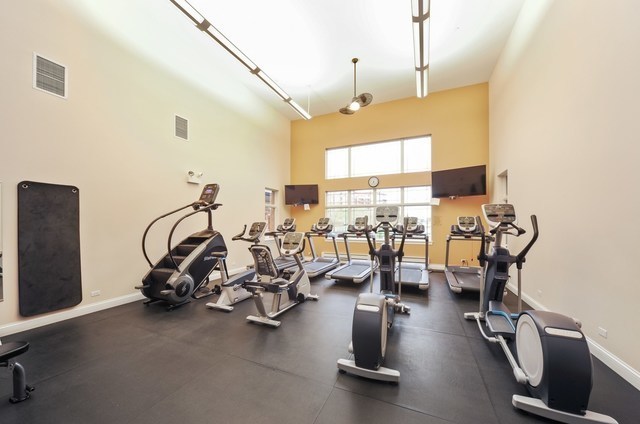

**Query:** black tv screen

left=431, top=165, right=487, bottom=198
left=284, top=184, right=319, bottom=205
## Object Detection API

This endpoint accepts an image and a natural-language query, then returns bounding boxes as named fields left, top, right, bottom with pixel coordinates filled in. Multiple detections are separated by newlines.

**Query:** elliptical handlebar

left=396, top=218, right=407, bottom=262
left=364, top=224, right=378, bottom=260
left=489, top=221, right=525, bottom=236
left=476, top=216, right=488, bottom=267
left=516, top=215, right=539, bottom=268
left=478, top=211, right=539, bottom=270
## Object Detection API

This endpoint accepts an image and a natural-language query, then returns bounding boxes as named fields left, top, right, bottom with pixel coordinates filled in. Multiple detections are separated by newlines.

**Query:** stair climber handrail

left=166, top=203, right=221, bottom=271
left=142, top=203, right=195, bottom=267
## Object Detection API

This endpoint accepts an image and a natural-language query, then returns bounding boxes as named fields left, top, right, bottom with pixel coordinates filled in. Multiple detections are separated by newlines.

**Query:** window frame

left=325, top=185, right=432, bottom=241
left=264, top=188, right=277, bottom=235
left=325, top=135, right=431, bottom=180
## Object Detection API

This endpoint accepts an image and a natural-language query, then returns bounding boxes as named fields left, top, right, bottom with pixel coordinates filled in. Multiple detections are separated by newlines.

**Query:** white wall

left=489, top=0, right=640, bottom=387
left=0, top=1, right=290, bottom=329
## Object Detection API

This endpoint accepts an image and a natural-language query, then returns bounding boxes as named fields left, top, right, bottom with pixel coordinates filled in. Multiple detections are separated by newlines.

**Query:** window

left=326, top=186, right=432, bottom=239
left=264, top=188, right=276, bottom=233
left=326, top=135, right=431, bottom=179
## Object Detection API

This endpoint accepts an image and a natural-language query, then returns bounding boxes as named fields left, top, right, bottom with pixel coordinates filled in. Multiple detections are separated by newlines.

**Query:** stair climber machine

left=325, top=216, right=375, bottom=284
left=137, top=183, right=227, bottom=311
left=294, top=217, right=341, bottom=278
left=242, top=231, right=318, bottom=328
left=464, top=204, right=617, bottom=424
left=392, top=217, right=430, bottom=291
left=205, top=222, right=266, bottom=312
left=337, top=206, right=410, bottom=384
left=445, top=216, right=492, bottom=293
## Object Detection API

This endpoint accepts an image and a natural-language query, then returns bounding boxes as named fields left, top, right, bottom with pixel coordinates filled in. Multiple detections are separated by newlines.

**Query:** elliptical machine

left=464, top=204, right=617, bottom=424
left=206, top=222, right=266, bottom=312
left=337, top=206, right=410, bottom=383
left=136, top=184, right=227, bottom=310
left=242, top=231, right=319, bottom=328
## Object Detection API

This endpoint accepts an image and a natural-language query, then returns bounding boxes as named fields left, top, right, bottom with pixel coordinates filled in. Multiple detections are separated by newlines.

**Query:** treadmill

left=299, top=218, right=340, bottom=278
left=444, top=216, right=491, bottom=293
left=392, top=217, right=430, bottom=291
left=265, top=218, right=300, bottom=271
left=325, top=216, right=374, bottom=284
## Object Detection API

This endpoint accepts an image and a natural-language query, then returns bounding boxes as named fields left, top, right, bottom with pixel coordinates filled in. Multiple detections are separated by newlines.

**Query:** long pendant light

left=169, top=0, right=312, bottom=120
left=411, top=0, right=430, bottom=98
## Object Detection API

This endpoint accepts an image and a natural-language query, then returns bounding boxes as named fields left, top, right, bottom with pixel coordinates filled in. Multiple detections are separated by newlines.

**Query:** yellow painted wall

left=290, top=83, right=489, bottom=266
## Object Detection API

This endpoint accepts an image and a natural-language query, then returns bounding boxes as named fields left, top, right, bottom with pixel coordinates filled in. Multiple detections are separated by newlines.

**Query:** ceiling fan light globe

left=348, top=100, right=361, bottom=112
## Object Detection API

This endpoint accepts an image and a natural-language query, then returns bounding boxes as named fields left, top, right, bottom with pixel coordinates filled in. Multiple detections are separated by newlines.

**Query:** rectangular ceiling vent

left=33, top=53, right=67, bottom=98
left=175, top=115, right=188, bottom=140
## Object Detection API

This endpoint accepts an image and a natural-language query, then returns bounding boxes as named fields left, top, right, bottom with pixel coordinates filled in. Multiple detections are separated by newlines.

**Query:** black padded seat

left=0, top=342, right=29, bottom=363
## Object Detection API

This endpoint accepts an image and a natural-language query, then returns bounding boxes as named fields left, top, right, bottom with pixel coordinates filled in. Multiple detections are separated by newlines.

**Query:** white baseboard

left=587, top=337, right=640, bottom=390
left=507, top=283, right=640, bottom=391
left=0, top=292, right=145, bottom=338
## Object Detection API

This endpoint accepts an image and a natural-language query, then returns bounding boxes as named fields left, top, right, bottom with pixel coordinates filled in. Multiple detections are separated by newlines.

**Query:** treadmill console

left=247, top=222, right=267, bottom=241
left=278, top=218, right=296, bottom=232
left=376, top=206, right=399, bottom=225
left=197, top=183, right=220, bottom=206
left=482, top=204, right=517, bottom=228
left=396, top=216, right=425, bottom=234
left=456, top=216, right=478, bottom=233
left=281, top=232, right=305, bottom=255
left=313, top=217, right=333, bottom=233
left=350, top=216, right=369, bottom=232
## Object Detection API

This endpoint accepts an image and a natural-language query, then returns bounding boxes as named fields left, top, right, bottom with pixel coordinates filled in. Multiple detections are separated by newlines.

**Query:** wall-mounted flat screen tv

left=284, top=184, right=319, bottom=205
left=431, top=165, right=487, bottom=198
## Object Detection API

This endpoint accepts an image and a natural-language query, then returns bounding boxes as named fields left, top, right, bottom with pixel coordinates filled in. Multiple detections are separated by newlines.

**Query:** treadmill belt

left=331, top=263, right=370, bottom=279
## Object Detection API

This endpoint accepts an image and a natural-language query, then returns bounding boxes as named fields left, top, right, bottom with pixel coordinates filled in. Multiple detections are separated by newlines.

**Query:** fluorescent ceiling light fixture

left=169, top=0, right=311, bottom=120
left=411, top=0, right=430, bottom=98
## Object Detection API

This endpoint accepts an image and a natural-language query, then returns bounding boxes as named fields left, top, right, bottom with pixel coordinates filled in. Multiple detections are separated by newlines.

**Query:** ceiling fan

left=339, top=58, right=373, bottom=115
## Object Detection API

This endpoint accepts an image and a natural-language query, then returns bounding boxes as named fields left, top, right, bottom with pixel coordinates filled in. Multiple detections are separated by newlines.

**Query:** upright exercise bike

left=464, top=204, right=617, bottom=424
left=206, top=222, right=266, bottom=312
left=337, top=206, right=410, bottom=383
left=136, top=184, right=227, bottom=310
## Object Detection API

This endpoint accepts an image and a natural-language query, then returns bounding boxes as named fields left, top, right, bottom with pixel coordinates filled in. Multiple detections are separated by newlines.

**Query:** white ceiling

left=64, top=0, right=525, bottom=120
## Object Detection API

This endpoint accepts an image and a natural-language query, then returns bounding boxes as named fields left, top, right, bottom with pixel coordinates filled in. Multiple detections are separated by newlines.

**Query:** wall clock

left=368, top=176, right=379, bottom=188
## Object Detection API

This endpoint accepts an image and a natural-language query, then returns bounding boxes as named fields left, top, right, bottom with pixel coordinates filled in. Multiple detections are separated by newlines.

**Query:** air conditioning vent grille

left=34, top=55, right=66, bottom=97
left=175, top=115, right=188, bottom=140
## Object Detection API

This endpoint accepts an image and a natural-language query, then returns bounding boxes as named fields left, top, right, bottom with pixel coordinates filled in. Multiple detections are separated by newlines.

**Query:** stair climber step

left=176, top=244, right=199, bottom=256
left=164, top=255, right=186, bottom=267
left=150, top=268, right=175, bottom=285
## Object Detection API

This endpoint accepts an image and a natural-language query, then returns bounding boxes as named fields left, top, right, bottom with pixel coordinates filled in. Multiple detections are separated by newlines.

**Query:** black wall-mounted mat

left=18, top=181, right=82, bottom=316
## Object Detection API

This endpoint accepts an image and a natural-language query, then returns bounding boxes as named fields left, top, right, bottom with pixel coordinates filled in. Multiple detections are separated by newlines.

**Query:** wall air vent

left=175, top=115, right=188, bottom=140
left=33, top=53, right=67, bottom=98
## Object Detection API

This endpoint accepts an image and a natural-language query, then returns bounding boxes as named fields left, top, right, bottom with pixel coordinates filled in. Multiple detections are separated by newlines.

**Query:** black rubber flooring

left=0, top=272, right=637, bottom=423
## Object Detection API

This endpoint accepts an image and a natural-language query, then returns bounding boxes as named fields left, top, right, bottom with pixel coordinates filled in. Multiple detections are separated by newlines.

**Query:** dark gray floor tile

left=127, top=353, right=333, bottom=424
left=314, top=388, right=451, bottom=424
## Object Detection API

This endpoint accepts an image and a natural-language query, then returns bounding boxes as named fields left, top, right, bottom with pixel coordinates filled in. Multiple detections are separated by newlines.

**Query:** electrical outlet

left=598, top=327, right=608, bottom=339
left=91, top=290, right=101, bottom=297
